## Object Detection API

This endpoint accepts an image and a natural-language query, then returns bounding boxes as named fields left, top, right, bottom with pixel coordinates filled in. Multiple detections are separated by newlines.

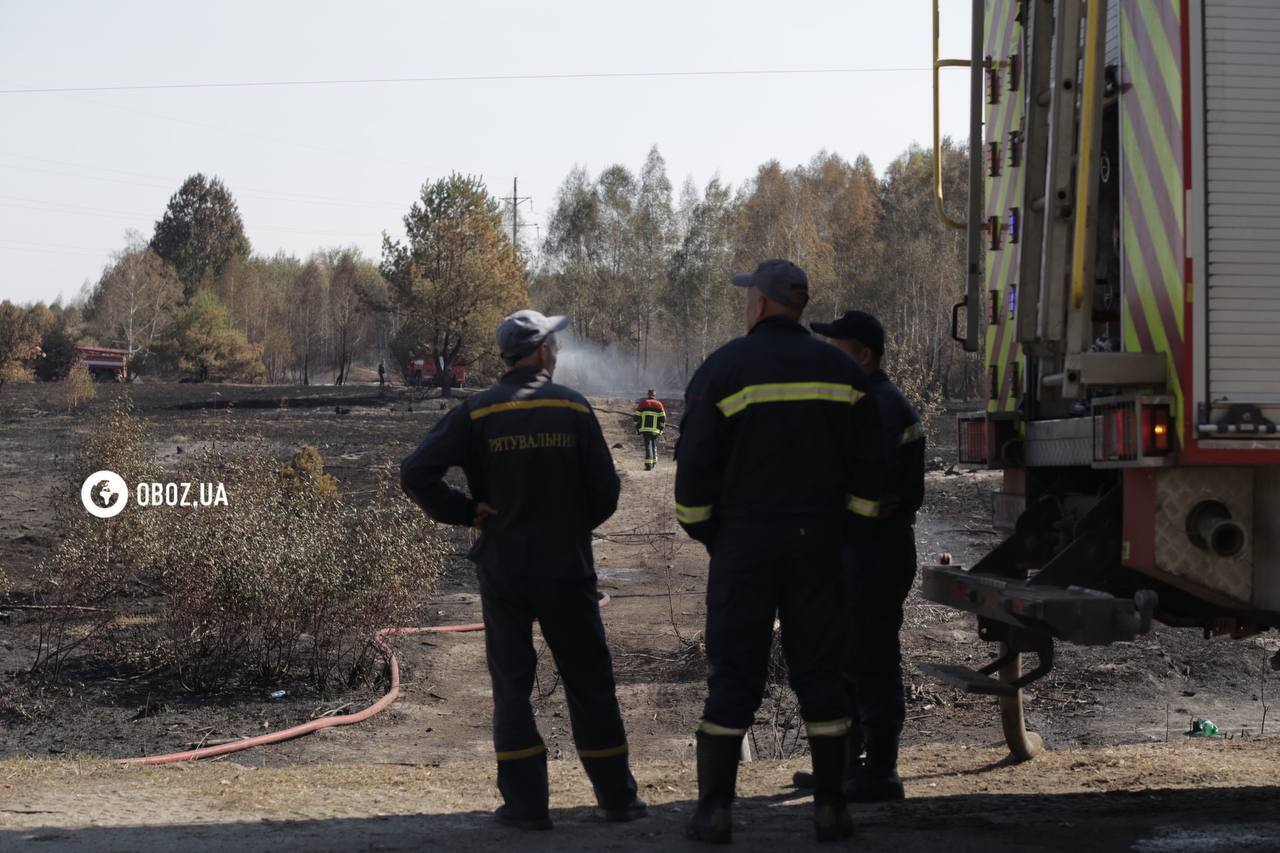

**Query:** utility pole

left=503, top=177, right=532, bottom=259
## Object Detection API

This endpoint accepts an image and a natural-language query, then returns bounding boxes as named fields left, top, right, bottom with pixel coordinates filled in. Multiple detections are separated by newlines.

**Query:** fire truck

left=924, top=0, right=1280, bottom=759
left=74, top=346, right=129, bottom=381
left=403, top=355, right=466, bottom=388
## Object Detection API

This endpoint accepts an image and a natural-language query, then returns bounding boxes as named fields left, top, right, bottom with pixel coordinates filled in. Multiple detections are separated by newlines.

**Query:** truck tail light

left=1143, top=404, right=1172, bottom=456
left=1093, top=396, right=1176, bottom=466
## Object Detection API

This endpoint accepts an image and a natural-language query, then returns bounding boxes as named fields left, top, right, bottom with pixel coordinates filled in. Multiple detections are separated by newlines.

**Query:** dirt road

left=3, top=740, right=1278, bottom=851
left=2, top=382, right=1279, bottom=850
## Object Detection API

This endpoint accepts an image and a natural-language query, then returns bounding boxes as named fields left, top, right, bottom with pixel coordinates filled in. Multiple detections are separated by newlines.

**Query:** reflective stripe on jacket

left=636, top=409, right=664, bottom=434
left=634, top=399, right=666, bottom=434
left=674, top=315, right=883, bottom=545
left=400, top=366, right=620, bottom=577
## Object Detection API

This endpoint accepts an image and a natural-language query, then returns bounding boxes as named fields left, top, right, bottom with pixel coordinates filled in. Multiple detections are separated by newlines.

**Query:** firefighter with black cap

left=675, top=260, right=883, bottom=843
left=796, top=308, right=926, bottom=802
left=400, top=308, right=646, bottom=830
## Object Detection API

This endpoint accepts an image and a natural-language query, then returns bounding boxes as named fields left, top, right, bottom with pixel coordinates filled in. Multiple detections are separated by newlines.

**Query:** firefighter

left=400, top=309, right=646, bottom=830
left=633, top=390, right=667, bottom=470
left=675, top=260, right=882, bottom=844
left=799, top=309, right=925, bottom=802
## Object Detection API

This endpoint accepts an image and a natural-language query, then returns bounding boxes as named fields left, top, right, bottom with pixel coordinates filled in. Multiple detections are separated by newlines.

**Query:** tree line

left=535, top=141, right=978, bottom=401
left=0, top=140, right=978, bottom=406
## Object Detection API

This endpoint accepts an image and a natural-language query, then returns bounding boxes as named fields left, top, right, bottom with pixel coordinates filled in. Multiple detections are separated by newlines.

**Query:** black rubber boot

left=792, top=730, right=864, bottom=789
left=495, top=750, right=553, bottom=829
left=581, top=753, right=647, bottom=822
left=809, top=735, right=854, bottom=843
left=494, top=805, right=553, bottom=831
left=686, top=731, right=741, bottom=844
left=846, top=733, right=905, bottom=803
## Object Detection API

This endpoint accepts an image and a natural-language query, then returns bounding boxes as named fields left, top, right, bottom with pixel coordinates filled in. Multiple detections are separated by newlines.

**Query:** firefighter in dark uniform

left=401, top=309, right=646, bottom=830
left=802, top=309, right=925, bottom=802
left=675, top=260, right=882, bottom=844
left=633, top=390, right=667, bottom=470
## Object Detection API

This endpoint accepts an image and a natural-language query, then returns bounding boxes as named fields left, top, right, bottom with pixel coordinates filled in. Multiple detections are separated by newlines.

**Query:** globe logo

left=81, top=470, right=129, bottom=519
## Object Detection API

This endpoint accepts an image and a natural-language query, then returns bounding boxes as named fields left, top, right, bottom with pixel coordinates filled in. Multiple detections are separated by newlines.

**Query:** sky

left=0, top=0, right=974, bottom=306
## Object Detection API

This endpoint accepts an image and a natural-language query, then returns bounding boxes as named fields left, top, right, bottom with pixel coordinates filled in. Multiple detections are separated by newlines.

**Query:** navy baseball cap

left=810, top=310, right=885, bottom=358
left=731, top=259, right=809, bottom=309
left=496, top=309, right=569, bottom=361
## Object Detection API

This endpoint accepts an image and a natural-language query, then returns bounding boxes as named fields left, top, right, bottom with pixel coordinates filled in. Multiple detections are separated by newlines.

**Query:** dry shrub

left=0, top=362, right=34, bottom=387
left=57, top=361, right=97, bottom=411
left=34, top=400, right=445, bottom=694
left=889, top=345, right=945, bottom=435
left=749, top=628, right=806, bottom=760
left=34, top=398, right=164, bottom=677
left=158, top=445, right=441, bottom=691
left=278, top=444, right=338, bottom=501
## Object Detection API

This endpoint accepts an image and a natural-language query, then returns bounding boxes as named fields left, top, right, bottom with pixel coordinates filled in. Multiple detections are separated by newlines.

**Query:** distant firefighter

left=632, top=390, right=667, bottom=471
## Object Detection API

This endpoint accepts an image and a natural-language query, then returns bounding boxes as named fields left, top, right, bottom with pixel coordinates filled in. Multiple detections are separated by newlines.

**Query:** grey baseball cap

left=496, top=309, right=569, bottom=361
left=731, top=259, right=809, bottom=309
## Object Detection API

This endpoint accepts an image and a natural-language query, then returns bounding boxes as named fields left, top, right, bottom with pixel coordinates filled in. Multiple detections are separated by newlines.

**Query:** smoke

left=555, top=335, right=682, bottom=396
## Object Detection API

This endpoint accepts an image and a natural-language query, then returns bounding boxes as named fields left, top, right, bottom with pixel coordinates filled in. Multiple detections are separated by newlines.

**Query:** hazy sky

left=0, top=0, right=973, bottom=306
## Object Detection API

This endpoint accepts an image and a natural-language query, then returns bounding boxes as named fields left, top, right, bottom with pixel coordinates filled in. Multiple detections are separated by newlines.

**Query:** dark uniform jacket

left=400, top=366, right=620, bottom=577
left=869, top=369, right=925, bottom=525
left=674, top=315, right=883, bottom=546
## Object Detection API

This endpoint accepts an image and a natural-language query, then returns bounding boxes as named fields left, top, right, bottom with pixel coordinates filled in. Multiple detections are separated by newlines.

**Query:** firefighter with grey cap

left=793, top=309, right=926, bottom=802
left=675, top=261, right=883, bottom=843
left=401, top=308, right=646, bottom=830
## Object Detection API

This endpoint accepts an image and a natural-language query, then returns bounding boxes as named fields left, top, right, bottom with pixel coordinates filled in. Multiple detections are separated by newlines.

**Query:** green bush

left=154, top=290, right=265, bottom=383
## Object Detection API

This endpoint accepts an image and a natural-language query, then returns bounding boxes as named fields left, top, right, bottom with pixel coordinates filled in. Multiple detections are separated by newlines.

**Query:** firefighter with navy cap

left=633, top=390, right=667, bottom=470
left=795, top=308, right=926, bottom=802
left=400, top=308, right=646, bottom=830
left=675, top=260, right=883, bottom=843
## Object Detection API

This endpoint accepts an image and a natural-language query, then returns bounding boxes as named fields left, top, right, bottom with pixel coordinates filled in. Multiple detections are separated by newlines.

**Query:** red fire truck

left=403, top=356, right=466, bottom=388
left=924, top=0, right=1280, bottom=759
left=74, top=347, right=130, bottom=382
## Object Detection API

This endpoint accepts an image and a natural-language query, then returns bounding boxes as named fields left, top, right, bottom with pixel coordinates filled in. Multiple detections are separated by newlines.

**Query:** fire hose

left=118, top=594, right=611, bottom=766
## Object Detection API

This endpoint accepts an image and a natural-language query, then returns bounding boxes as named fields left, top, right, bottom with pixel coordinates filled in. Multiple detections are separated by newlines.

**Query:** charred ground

left=0, top=381, right=1277, bottom=850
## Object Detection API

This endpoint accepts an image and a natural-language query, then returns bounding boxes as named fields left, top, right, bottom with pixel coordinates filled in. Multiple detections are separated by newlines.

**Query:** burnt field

left=1, top=381, right=1278, bottom=850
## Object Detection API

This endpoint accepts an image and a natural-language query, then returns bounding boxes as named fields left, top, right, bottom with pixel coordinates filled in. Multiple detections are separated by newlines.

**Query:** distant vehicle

left=75, top=347, right=129, bottom=382
left=403, top=356, right=465, bottom=388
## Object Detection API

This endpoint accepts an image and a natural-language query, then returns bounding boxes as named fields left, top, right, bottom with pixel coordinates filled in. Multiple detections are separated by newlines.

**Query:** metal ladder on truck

left=924, top=0, right=1158, bottom=762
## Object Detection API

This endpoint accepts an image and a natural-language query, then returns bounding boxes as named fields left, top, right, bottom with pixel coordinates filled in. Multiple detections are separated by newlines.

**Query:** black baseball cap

left=731, top=259, right=809, bottom=309
left=810, top=310, right=885, bottom=358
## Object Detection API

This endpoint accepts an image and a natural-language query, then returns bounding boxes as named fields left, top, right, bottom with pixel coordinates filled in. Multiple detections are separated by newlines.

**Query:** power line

left=0, top=237, right=117, bottom=253
left=47, top=90, right=442, bottom=172
left=0, top=73, right=441, bottom=172
left=0, top=245, right=108, bottom=259
left=0, top=66, right=931, bottom=96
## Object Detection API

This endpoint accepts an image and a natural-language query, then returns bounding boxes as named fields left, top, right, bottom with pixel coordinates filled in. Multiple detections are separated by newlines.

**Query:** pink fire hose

left=119, top=594, right=610, bottom=765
